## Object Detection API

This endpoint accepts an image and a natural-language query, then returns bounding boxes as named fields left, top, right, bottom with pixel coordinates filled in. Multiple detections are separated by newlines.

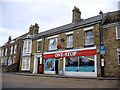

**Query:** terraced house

left=19, top=6, right=120, bottom=77
left=1, top=26, right=35, bottom=72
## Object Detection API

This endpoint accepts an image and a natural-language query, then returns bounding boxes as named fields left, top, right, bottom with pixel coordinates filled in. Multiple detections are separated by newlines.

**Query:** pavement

left=2, top=72, right=120, bottom=80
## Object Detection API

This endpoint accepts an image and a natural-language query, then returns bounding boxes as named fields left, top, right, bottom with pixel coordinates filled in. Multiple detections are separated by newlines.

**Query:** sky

left=0, top=0, right=119, bottom=46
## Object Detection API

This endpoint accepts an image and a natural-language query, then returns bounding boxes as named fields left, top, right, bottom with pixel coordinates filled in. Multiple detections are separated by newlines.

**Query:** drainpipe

left=99, top=10, right=105, bottom=77
left=42, top=35, right=45, bottom=73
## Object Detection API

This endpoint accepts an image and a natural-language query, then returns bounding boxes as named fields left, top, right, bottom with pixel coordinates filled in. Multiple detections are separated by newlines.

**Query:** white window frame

left=28, top=41, right=31, bottom=53
left=8, top=57, right=12, bottom=66
left=5, top=48, right=7, bottom=56
left=117, top=49, right=120, bottom=65
left=48, top=37, right=58, bottom=51
left=66, top=34, right=73, bottom=48
left=37, top=39, right=42, bottom=52
left=13, top=56, right=16, bottom=64
left=10, top=46, right=13, bottom=55
left=14, top=45, right=17, bottom=54
left=1, top=58, right=3, bottom=66
left=116, top=26, right=120, bottom=39
left=2, top=49, right=4, bottom=56
left=84, top=30, right=94, bottom=46
left=4, top=57, right=7, bottom=65
left=21, top=57, right=31, bottom=71
left=23, top=40, right=32, bottom=56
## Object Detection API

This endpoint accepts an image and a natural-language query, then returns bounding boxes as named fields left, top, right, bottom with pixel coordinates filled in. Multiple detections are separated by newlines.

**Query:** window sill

left=65, top=47, right=73, bottom=50
left=37, top=51, right=41, bottom=53
left=116, top=38, right=120, bottom=40
left=84, top=44, right=94, bottom=47
left=48, top=49, right=58, bottom=52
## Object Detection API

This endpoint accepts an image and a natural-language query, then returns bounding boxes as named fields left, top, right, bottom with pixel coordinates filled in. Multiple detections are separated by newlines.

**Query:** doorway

left=37, top=58, right=40, bottom=73
left=55, top=60, right=59, bottom=74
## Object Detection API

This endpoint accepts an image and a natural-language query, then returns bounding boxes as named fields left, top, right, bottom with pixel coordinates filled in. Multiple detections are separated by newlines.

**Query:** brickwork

left=103, top=26, right=119, bottom=77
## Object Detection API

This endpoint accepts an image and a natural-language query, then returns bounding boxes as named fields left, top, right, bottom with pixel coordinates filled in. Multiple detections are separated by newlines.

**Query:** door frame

left=33, top=53, right=42, bottom=74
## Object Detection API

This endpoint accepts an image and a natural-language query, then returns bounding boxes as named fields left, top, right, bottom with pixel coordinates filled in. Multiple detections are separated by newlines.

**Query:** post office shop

left=43, top=47, right=97, bottom=77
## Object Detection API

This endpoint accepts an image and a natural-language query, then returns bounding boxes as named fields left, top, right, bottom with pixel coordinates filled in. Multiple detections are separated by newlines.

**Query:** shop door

left=55, top=60, right=59, bottom=74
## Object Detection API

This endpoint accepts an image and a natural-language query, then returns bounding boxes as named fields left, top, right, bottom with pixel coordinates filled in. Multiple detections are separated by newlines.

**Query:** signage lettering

left=55, top=52, right=77, bottom=58
left=43, top=49, right=96, bottom=59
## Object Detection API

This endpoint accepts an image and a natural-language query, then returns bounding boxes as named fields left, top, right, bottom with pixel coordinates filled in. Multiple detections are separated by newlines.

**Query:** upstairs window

left=2, top=49, right=4, bottom=56
left=5, top=48, right=7, bottom=56
left=23, top=40, right=32, bottom=55
left=10, top=46, right=13, bottom=55
left=28, top=41, right=31, bottom=53
left=37, top=40, right=42, bottom=52
left=85, top=30, right=94, bottom=46
left=48, top=38, right=57, bottom=51
left=0, top=49, right=1, bottom=56
left=24, top=41, right=27, bottom=54
left=116, top=26, right=120, bottom=39
left=14, top=45, right=17, bottom=54
left=66, top=35, right=73, bottom=48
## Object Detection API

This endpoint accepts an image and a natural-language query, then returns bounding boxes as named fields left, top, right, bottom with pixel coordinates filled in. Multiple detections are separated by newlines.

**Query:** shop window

left=45, top=58, right=54, bottom=71
left=65, top=57, right=78, bottom=72
left=66, top=35, right=73, bottom=48
left=48, top=38, right=57, bottom=51
left=65, top=55, right=95, bottom=72
left=85, top=30, right=94, bottom=46
left=21, top=57, right=31, bottom=71
left=116, top=26, right=120, bottom=39
left=37, top=41, right=41, bottom=52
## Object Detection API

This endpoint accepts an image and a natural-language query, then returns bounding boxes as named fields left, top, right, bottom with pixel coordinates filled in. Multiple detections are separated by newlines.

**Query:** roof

left=34, top=13, right=107, bottom=40
left=103, top=10, right=120, bottom=24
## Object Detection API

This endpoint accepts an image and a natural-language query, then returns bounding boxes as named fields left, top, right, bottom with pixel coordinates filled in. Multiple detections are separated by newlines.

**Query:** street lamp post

left=99, top=10, right=105, bottom=77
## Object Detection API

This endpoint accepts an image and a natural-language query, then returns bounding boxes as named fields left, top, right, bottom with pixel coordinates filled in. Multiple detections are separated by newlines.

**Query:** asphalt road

left=2, top=73, right=120, bottom=88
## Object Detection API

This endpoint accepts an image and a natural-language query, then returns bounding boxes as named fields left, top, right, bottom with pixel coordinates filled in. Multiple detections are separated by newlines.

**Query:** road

left=2, top=73, right=120, bottom=88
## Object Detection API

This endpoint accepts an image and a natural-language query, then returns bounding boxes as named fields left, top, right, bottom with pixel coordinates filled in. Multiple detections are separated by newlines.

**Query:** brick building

left=19, top=23, right=39, bottom=72
left=19, top=6, right=120, bottom=77
left=1, top=27, right=33, bottom=72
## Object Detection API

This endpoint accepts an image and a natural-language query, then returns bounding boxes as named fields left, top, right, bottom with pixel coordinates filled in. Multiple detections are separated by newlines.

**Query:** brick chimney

left=29, top=23, right=39, bottom=35
left=72, top=6, right=81, bottom=23
left=8, top=36, right=11, bottom=41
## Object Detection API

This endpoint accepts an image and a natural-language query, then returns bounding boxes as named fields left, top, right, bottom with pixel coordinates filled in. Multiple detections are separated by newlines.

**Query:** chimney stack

left=72, top=6, right=81, bottom=23
left=8, top=36, right=11, bottom=41
left=29, top=23, right=39, bottom=35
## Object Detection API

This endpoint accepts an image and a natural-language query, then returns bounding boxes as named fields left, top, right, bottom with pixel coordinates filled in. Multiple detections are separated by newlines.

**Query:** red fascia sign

left=43, top=49, right=96, bottom=59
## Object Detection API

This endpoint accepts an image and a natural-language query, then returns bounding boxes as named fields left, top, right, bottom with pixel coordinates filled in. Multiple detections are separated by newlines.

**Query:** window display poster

left=45, top=58, right=54, bottom=71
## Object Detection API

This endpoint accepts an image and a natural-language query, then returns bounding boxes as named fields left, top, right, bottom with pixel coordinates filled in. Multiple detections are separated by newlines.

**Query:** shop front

left=43, top=47, right=97, bottom=77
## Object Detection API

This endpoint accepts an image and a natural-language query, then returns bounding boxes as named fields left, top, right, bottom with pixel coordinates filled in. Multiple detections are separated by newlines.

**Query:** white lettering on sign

left=55, top=52, right=77, bottom=58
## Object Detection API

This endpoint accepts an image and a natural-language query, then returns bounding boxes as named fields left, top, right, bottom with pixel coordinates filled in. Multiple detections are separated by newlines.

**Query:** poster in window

left=45, top=58, right=54, bottom=71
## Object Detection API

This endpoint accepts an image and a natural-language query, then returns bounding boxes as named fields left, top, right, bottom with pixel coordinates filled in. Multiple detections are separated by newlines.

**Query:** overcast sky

left=0, top=0, right=119, bottom=46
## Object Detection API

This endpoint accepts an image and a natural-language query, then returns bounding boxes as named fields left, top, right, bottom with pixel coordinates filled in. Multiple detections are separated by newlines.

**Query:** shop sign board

left=100, top=46, right=105, bottom=55
left=43, top=49, right=96, bottom=59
